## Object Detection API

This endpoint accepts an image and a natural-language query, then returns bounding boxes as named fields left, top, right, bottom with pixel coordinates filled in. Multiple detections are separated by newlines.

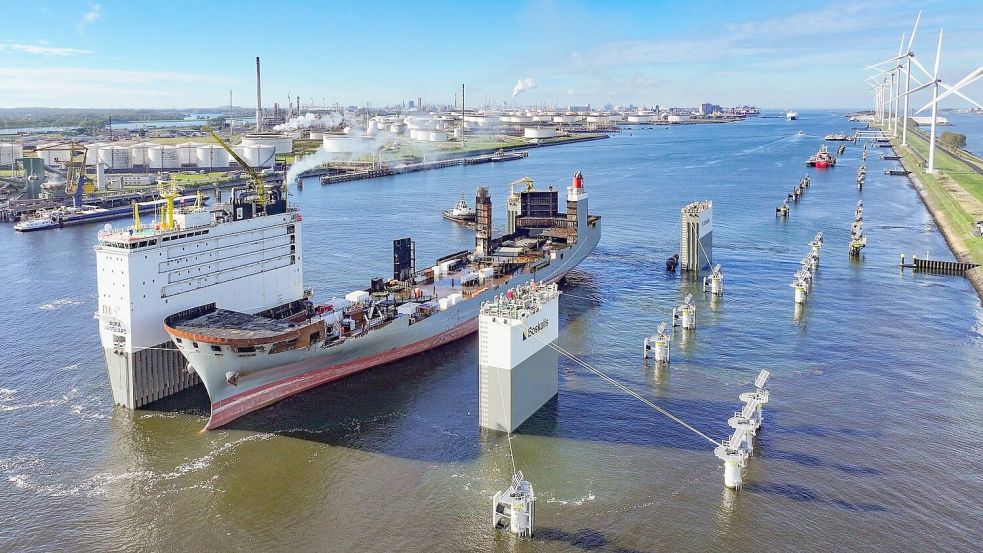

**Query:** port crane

left=203, top=126, right=267, bottom=211
left=35, top=141, right=89, bottom=207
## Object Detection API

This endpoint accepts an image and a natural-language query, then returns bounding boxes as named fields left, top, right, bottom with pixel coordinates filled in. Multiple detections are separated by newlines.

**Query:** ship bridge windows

left=210, top=345, right=222, bottom=352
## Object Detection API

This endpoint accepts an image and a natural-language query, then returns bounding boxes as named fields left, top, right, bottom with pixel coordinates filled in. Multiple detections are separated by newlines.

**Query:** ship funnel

left=572, top=170, right=583, bottom=189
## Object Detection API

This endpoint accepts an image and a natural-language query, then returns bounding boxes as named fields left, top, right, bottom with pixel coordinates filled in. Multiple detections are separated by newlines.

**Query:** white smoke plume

left=274, top=112, right=344, bottom=132
left=512, top=78, right=537, bottom=98
left=286, top=127, right=442, bottom=184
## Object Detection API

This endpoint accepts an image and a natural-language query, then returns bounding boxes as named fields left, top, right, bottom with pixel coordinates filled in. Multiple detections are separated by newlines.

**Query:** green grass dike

left=887, top=123, right=983, bottom=268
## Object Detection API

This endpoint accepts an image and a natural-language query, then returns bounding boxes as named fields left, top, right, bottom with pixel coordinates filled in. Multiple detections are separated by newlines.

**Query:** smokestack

left=255, top=56, right=263, bottom=131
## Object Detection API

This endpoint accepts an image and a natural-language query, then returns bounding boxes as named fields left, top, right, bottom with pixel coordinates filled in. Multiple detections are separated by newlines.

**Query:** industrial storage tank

left=322, top=135, right=349, bottom=153
left=390, top=123, right=406, bottom=134
left=240, top=144, right=276, bottom=168
left=195, top=144, right=230, bottom=169
left=129, top=143, right=153, bottom=167
left=35, top=142, right=66, bottom=166
left=429, top=130, right=448, bottom=142
left=626, top=115, right=651, bottom=123
left=453, top=128, right=464, bottom=139
left=524, top=127, right=557, bottom=139
left=241, top=133, right=293, bottom=154
left=85, top=142, right=106, bottom=163
left=309, top=131, right=324, bottom=140
left=553, top=115, right=577, bottom=124
left=98, top=145, right=132, bottom=169
left=0, top=142, right=24, bottom=166
left=147, top=145, right=180, bottom=169
left=176, top=142, right=200, bottom=166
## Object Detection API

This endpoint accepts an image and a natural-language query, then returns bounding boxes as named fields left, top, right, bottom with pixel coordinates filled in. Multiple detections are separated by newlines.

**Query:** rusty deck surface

left=172, top=309, right=298, bottom=341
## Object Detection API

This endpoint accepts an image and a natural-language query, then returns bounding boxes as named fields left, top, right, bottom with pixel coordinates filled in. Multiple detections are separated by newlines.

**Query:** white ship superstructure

left=95, top=186, right=300, bottom=408
left=478, top=281, right=560, bottom=433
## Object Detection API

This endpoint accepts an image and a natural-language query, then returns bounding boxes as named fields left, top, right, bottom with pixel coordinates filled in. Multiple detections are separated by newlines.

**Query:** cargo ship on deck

left=16, top=195, right=204, bottom=232
left=97, top=171, right=599, bottom=429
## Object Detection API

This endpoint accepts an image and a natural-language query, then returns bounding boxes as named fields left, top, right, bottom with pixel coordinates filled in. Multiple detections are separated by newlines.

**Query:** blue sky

left=0, top=0, right=981, bottom=110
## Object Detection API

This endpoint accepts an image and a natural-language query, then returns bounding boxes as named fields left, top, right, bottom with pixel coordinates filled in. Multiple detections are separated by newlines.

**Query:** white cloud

left=0, top=42, right=91, bottom=56
left=77, top=3, right=102, bottom=35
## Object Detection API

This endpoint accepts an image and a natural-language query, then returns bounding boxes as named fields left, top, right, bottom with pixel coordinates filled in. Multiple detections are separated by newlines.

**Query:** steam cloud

left=512, top=78, right=537, bottom=98
left=274, top=112, right=343, bottom=132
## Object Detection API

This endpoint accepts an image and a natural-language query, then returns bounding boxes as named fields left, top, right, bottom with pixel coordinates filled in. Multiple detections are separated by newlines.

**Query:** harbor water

left=1, top=112, right=981, bottom=552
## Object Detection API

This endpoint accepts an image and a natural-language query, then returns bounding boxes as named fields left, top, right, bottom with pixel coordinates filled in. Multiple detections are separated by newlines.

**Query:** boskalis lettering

left=522, top=318, right=549, bottom=341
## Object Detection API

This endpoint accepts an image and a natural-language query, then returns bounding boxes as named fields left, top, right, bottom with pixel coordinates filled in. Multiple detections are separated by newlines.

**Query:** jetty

left=316, top=151, right=528, bottom=185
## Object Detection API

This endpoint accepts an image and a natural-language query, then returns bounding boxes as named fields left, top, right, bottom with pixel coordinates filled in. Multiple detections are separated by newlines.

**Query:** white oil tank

left=35, top=142, right=65, bottom=166
left=98, top=145, right=132, bottom=169
left=322, top=135, right=349, bottom=153
left=429, top=130, right=448, bottom=142
left=176, top=142, right=200, bottom=166
left=524, top=127, right=557, bottom=139
left=0, top=142, right=24, bottom=165
left=241, top=133, right=293, bottom=154
left=147, top=145, right=180, bottom=169
left=308, top=131, right=324, bottom=140
left=195, top=144, right=230, bottom=169
left=241, top=144, right=276, bottom=168
left=85, top=142, right=106, bottom=163
left=129, top=143, right=152, bottom=167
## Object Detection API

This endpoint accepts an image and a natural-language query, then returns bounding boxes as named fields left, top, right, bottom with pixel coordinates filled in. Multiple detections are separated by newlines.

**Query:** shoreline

left=297, top=133, right=609, bottom=180
left=891, top=136, right=983, bottom=303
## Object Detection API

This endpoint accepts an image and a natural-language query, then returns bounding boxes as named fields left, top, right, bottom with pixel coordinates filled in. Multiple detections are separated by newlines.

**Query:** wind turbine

left=866, top=12, right=923, bottom=142
left=901, top=30, right=983, bottom=173
left=914, top=62, right=983, bottom=173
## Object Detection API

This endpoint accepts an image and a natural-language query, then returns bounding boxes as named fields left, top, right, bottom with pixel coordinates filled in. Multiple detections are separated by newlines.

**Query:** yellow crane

left=203, top=126, right=267, bottom=209
left=508, top=176, right=535, bottom=199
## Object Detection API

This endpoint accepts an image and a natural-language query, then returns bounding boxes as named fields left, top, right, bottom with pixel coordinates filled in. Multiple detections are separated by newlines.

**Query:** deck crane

left=36, top=141, right=88, bottom=207
left=62, top=145, right=88, bottom=208
left=203, top=126, right=267, bottom=212
left=66, top=150, right=89, bottom=207
left=508, top=176, right=535, bottom=199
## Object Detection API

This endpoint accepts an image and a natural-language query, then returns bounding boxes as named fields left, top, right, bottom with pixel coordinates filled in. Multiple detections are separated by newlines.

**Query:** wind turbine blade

left=936, top=81, right=983, bottom=110
left=898, top=33, right=906, bottom=57
left=932, top=29, right=943, bottom=79
left=910, top=56, right=934, bottom=81
left=943, top=65, right=983, bottom=93
left=900, top=66, right=925, bottom=87
left=904, top=81, right=936, bottom=97
left=865, top=56, right=905, bottom=70
left=906, top=10, right=921, bottom=54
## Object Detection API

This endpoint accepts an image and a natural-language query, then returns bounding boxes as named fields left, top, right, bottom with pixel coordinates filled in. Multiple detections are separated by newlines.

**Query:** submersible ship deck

left=97, top=170, right=599, bottom=429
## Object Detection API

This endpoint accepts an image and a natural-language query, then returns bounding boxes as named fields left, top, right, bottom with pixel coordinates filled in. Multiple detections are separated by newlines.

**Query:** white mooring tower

left=478, top=281, right=560, bottom=433
left=680, top=200, right=713, bottom=271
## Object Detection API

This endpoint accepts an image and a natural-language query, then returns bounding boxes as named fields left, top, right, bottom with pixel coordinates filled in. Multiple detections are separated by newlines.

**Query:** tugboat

left=442, top=194, right=476, bottom=226
left=666, top=253, right=679, bottom=272
left=806, top=144, right=836, bottom=168
left=786, top=111, right=799, bottom=120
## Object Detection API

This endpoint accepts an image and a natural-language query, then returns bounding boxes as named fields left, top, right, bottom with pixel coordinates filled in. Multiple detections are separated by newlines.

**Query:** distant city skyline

left=0, top=0, right=981, bottom=111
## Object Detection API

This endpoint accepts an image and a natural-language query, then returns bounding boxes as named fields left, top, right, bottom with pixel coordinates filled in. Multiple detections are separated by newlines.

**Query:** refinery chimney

left=255, top=56, right=263, bottom=131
